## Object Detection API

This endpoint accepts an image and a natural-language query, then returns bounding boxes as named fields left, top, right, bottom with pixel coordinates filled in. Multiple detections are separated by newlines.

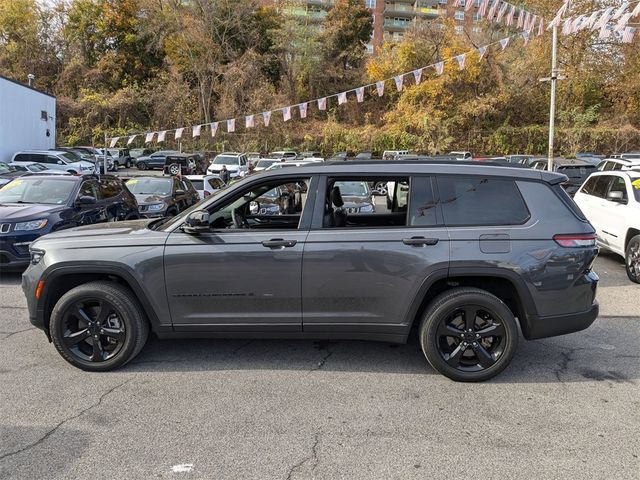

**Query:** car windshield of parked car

left=0, top=178, right=75, bottom=204
left=256, top=159, right=277, bottom=169
left=28, top=163, right=48, bottom=172
left=0, top=163, right=17, bottom=174
left=336, top=181, right=369, bottom=196
left=212, top=155, right=238, bottom=165
left=126, top=178, right=172, bottom=196
left=61, top=152, right=81, bottom=163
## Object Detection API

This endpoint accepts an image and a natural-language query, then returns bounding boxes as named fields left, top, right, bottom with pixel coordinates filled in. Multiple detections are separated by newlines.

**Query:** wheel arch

left=625, top=228, right=640, bottom=251
left=406, top=268, right=537, bottom=340
left=38, top=264, right=166, bottom=339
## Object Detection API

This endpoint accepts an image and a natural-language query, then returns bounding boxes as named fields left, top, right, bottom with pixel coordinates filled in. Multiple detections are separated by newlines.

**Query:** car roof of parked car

left=253, top=160, right=566, bottom=184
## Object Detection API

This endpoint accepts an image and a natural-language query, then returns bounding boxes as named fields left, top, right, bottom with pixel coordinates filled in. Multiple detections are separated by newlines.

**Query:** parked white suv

left=12, top=150, right=95, bottom=174
left=207, top=152, right=248, bottom=178
left=574, top=171, right=640, bottom=283
left=597, top=157, right=640, bottom=171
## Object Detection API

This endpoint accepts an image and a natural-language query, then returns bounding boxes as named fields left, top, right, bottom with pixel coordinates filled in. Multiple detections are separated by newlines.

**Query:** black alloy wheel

left=434, top=305, right=506, bottom=372
left=137, top=162, right=147, bottom=170
left=50, top=281, right=149, bottom=371
left=60, top=299, right=126, bottom=362
left=420, top=287, right=518, bottom=382
left=626, top=234, right=640, bottom=284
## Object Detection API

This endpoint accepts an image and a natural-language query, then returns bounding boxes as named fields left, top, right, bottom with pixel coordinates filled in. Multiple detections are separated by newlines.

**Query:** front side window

left=606, top=176, right=628, bottom=202
left=437, top=176, right=530, bottom=226
left=78, top=180, right=100, bottom=200
left=46, top=155, right=63, bottom=165
left=99, top=179, right=121, bottom=199
left=206, top=178, right=311, bottom=230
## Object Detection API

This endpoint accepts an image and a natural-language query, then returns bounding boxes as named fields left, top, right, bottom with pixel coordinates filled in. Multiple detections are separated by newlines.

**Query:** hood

left=134, top=193, right=169, bottom=205
left=69, top=161, right=95, bottom=169
left=0, top=203, right=66, bottom=221
left=41, top=219, right=156, bottom=240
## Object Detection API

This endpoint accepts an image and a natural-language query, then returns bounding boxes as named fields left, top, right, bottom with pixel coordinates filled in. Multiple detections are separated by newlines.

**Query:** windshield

left=213, top=155, right=238, bottom=165
left=256, top=159, right=277, bottom=168
left=29, top=163, right=48, bottom=172
left=61, top=152, right=80, bottom=163
left=0, top=163, right=17, bottom=174
left=632, top=178, right=640, bottom=202
left=126, top=178, right=172, bottom=196
left=0, top=178, right=75, bottom=204
left=335, top=181, right=369, bottom=196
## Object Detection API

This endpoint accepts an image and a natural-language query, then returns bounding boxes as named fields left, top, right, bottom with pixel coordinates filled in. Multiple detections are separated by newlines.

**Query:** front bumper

left=526, top=302, right=599, bottom=340
left=0, top=233, right=42, bottom=269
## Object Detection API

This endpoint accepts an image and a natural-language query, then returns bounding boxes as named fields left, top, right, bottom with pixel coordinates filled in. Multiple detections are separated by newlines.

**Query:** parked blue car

left=0, top=175, right=139, bottom=269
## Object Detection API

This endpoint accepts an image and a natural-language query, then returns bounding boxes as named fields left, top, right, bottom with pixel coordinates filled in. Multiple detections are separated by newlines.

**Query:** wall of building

left=0, top=76, right=56, bottom=163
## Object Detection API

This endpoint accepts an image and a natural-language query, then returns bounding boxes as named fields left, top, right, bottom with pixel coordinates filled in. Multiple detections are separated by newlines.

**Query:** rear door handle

left=261, top=238, right=297, bottom=249
left=402, top=236, right=439, bottom=246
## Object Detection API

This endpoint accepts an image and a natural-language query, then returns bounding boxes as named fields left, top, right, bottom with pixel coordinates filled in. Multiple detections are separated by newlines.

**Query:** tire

left=137, top=162, right=147, bottom=171
left=165, top=208, right=177, bottom=218
left=419, top=287, right=518, bottom=382
left=125, top=160, right=131, bottom=169
left=50, top=281, right=149, bottom=371
left=625, top=234, right=640, bottom=284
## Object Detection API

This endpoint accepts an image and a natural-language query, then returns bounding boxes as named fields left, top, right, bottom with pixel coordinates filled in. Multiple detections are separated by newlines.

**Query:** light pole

left=540, top=24, right=565, bottom=171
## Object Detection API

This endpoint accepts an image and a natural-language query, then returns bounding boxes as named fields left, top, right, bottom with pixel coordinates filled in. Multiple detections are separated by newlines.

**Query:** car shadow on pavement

left=125, top=327, right=639, bottom=384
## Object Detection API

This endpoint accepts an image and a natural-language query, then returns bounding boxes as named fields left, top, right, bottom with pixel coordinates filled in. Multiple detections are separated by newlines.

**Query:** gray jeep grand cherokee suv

left=22, top=161, right=599, bottom=381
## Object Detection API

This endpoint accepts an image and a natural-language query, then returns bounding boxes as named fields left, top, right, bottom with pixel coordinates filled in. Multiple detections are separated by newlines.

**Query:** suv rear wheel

left=625, top=234, right=640, bottom=284
left=137, top=162, right=147, bottom=170
left=50, top=281, right=149, bottom=371
left=419, top=287, right=518, bottom=382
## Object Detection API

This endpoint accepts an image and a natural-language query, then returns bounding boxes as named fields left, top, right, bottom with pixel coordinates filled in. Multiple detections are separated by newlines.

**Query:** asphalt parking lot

left=0, top=252, right=638, bottom=480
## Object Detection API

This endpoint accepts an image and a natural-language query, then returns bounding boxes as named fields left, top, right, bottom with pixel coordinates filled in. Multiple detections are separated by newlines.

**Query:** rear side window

left=208, top=178, right=224, bottom=189
left=409, top=177, right=440, bottom=226
left=14, top=154, right=31, bottom=162
left=437, top=176, right=530, bottom=226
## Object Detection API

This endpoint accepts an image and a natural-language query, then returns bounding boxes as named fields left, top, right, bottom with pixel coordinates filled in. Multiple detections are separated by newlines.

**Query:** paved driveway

left=0, top=253, right=638, bottom=479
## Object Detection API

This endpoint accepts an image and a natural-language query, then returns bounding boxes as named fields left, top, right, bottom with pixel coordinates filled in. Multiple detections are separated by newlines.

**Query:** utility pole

left=103, top=132, right=108, bottom=175
left=540, top=25, right=565, bottom=171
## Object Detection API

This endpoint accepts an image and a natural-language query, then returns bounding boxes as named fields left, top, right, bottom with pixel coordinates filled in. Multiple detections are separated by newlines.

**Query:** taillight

left=553, top=234, right=596, bottom=248
left=204, top=191, right=210, bottom=197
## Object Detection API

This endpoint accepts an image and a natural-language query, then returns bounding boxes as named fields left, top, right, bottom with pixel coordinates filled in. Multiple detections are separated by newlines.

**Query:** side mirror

left=57, top=160, right=65, bottom=165
left=607, top=191, right=625, bottom=203
left=174, top=189, right=186, bottom=196
left=249, top=201, right=260, bottom=215
left=76, top=195, right=97, bottom=205
left=182, top=210, right=210, bottom=234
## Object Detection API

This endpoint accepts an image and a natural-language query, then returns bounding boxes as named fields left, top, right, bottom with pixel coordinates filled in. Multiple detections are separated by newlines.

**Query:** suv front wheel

left=626, top=234, right=640, bottom=283
left=419, top=287, right=518, bottom=382
left=50, top=281, right=149, bottom=371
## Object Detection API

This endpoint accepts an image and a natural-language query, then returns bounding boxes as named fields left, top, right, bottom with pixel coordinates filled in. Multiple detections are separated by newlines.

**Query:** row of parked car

left=0, top=171, right=226, bottom=269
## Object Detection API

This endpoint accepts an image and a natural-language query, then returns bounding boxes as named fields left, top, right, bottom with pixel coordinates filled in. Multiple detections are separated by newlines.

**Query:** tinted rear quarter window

left=409, top=177, right=440, bottom=226
left=190, top=180, right=204, bottom=190
left=437, top=176, right=530, bottom=226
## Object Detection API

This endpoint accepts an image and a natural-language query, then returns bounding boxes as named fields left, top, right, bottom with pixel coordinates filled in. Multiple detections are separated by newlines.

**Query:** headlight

left=359, top=204, right=374, bottom=213
left=30, top=248, right=45, bottom=265
left=14, top=219, right=48, bottom=231
left=147, top=203, right=166, bottom=211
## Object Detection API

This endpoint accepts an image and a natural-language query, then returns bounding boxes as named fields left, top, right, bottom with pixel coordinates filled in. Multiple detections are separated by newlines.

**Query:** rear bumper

left=526, top=302, right=599, bottom=340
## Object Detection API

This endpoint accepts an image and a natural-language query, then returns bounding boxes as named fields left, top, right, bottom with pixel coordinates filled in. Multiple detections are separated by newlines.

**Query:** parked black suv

left=125, top=176, right=200, bottom=218
left=1, top=174, right=138, bottom=269
left=22, top=161, right=599, bottom=381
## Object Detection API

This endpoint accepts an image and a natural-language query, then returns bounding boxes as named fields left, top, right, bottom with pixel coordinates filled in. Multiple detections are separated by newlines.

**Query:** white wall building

left=0, top=75, right=56, bottom=163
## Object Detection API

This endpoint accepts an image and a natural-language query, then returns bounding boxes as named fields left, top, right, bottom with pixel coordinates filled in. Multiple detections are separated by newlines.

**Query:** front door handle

left=402, top=236, right=439, bottom=246
left=261, top=238, right=297, bottom=249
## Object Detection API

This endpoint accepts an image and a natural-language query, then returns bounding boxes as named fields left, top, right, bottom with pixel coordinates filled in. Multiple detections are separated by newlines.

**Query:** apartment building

left=258, top=0, right=480, bottom=52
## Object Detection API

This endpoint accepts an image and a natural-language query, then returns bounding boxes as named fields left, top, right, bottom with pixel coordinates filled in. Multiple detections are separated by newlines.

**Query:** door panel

left=164, top=230, right=307, bottom=330
left=302, top=228, right=449, bottom=332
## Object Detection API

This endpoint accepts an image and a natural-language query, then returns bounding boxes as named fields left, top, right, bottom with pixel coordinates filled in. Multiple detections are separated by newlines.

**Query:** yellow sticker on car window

left=632, top=179, right=640, bottom=190
left=126, top=179, right=138, bottom=185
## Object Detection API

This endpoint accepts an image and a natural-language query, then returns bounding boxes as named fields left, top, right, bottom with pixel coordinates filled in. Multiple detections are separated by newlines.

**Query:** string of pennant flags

left=548, top=0, right=640, bottom=42
left=109, top=32, right=537, bottom=148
